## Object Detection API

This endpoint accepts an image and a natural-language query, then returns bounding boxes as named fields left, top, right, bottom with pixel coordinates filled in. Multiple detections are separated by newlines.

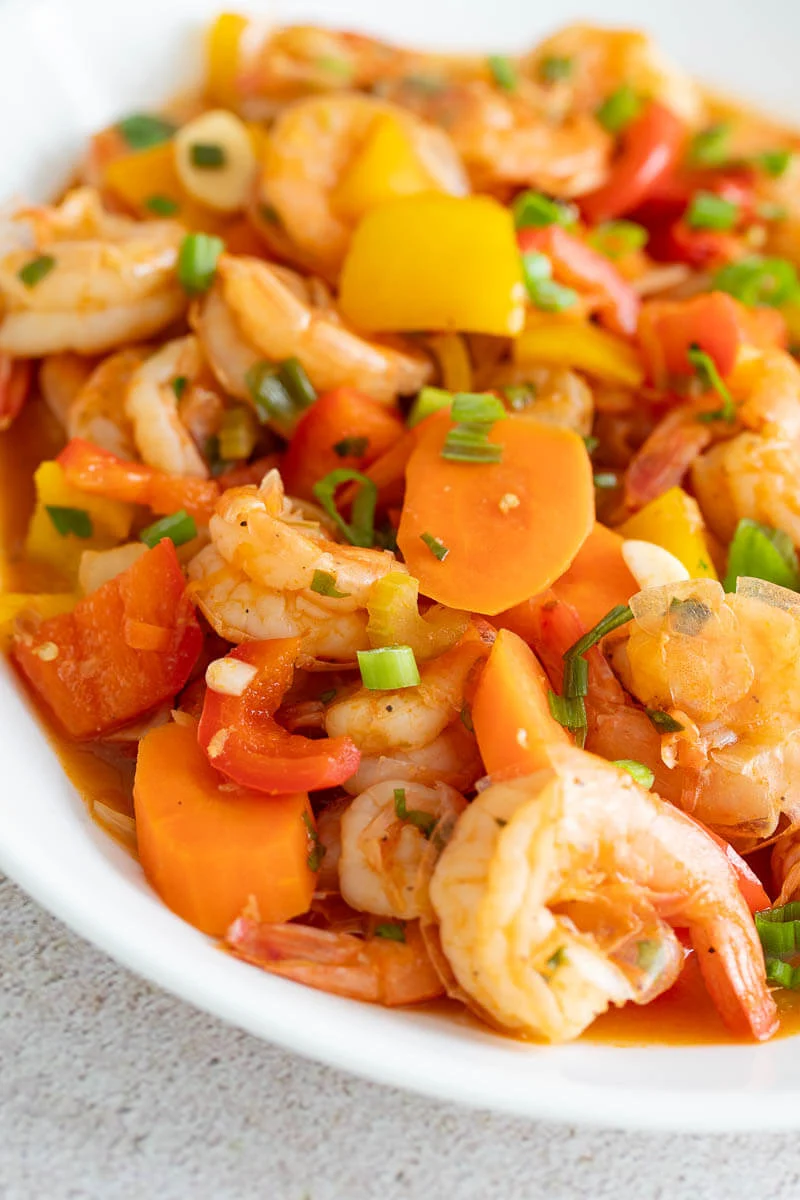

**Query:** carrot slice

left=552, top=522, right=638, bottom=627
left=472, top=628, right=569, bottom=777
left=397, top=412, right=594, bottom=615
left=134, top=721, right=316, bottom=937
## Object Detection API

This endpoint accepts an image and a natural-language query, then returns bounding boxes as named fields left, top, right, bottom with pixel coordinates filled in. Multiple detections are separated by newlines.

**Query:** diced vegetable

left=596, top=85, right=642, bottom=135
left=198, top=639, right=360, bottom=793
left=487, top=54, right=518, bottom=92
left=177, top=233, right=225, bottom=294
left=281, top=387, right=404, bottom=502
left=313, top=468, right=377, bottom=547
left=339, top=194, right=526, bottom=336
left=331, top=114, right=443, bottom=223
left=724, top=519, right=800, bottom=592
left=175, top=110, right=257, bottom=212
left=140, top=510, right=197, bottom=550
left=116, top=113, right=176, bottom=150
left=397, top=410, right=594, bottom=614
left=13, top=540, right=202, bottom=739
left=617, top=486, right=717, bottom=580
left=205, top=12, right=249, bottom=107
left=357, top=645, right=421, bottom=689
left=513, top=319, right=644, bottom=386
left=686, top=190, right=739, bottom=231
left=135, top=721, right=316, bottom=936
left=407, top=387, right=452, bottom=429
left=582, top=102, right=686, bottom=225
left=217, top=404, right=258, bottom=461
left=713, top=255, right=800, bottom=309
left=472, top=628, right=569, bottom=776
left=366, top=571, right=468, bottom=660
left=103, top=141, right=227, bottom=232
left=0, top=593, right=75, bottom=652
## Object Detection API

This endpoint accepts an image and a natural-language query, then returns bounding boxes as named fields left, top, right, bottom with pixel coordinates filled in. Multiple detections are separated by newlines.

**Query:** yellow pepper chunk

left=206, top=12, right=249, bottom=107
left=513, top=319, right=644, bottom=387
left=104, top=143, right=229, bottom=234
left=0, top=593, right=75, bottom=652
left=617, top=487, right=718, bottom=580
left=339, top=194, right=526, bottom=336
left=26, top=462, right=135, bottom=585
left=332, top=116, right=441, bottom=224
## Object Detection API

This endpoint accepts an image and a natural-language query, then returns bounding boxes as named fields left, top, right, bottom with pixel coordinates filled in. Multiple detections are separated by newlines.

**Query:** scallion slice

left=512, top=191, right=578, bottom=230
left=374, top=922, right=406, bottom=942
left=487, top=54, right=518, bottom=92
left=613, top=759, right=655, bottom=789
left=713, top=255, right=800, bottom=308
left=689, top=345, right=736, bottom=424
left=754, top=149, right=794, bottom=178
left=547, top=690, right=587, bottom=733
left=46, top=505, right=92, bottom=539
left=646, top=708, right=684, bottom=734
left=756, top=905, right=800, bottom=958
left=116, top=113, right=176, bottom=149
left=503, top=383, right=537, bottom=411
left=687, top=123, right=731, bottom=168
left=177, top=233, right=224, bottom=294
left=144, top=193, right=180, bottom=216
left=312, top=468, right=377, bottom=547
left=218, top=405, right=258, bottom=461
left=765, top=957, right=800, bottom=989
left=521, top=252, right=577, bottom=312
left=596, top=85, right=641, bottom=135
left=723, top=519, right=800, bottom=593
left=420, top=532, right=449, bottom=561
left=686, top=191, right=739, bottom=231
left=450, top=392, right=506, bottom=424
left=172, top=376, right=188, bottom=400
left=407, top=386, right=452, bottom=428
left=190, top=142, right=226, bottom=168
left=589, top=220, right=648, bottom=259
left=333, top=436, right=369, bottom=458
left=441, top=424, right=503, bottom=463
left=539, top=55, right=573, bottom=83
left=559, top=603, right=634, bottom=744
left=140, top=509, right=197, bottom=549
left=394, top=786, right=437, bottom=837
left=280, top=357, right=317, bottom=410
left=358, top=645, right=420, bottom=690
left=18, top=254, right=56, bottom=288
left=246, top=358, right=315, bottom=433
left=310, top=569, right=349, bottom=598
left=593, top=472, right=618, bottom=489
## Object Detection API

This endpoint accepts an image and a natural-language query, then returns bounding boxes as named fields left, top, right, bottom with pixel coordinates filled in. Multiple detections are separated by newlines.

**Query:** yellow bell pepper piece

left=0, top=593, right=76, bottom=652
left=617, top=487, right=717, bottom=580
left=332, top=116, right=441, bottom=224
left=104, top=143, right=228, bottom=234
left=425, top=333, right=473, bottom=392
left=339, top=194, right=526, bottom=336
left=206, top=12, right=249, bottom=107
left=26, top=462, right=135, bottom=585
left=513, top=319, right=645, bottom=387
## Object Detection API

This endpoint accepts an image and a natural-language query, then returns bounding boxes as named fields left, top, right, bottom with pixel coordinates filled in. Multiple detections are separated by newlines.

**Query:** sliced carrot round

left=397, top=412, right=594, bottom=615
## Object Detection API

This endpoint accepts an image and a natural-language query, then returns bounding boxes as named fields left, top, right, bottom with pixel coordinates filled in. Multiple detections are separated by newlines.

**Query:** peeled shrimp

left=226, top=915, right=444, bottom=1006
left=63, top=347, right=145, bottom=458
left=0, top=188, right=187, bottom=356
left=125, top=336, right=208, bottom=477
left=773, top=827, right=800, bottom=905
left=430, top=743, right=776, bottom=1042
left=476, top=363, right=594, bottom=436
left=339, top=779, right=466, bottom=919
left=344, top=720, right=484, bottom=796
left=39, top=352, right=96, bottom=427
left=195, top=255, right=432, bottom=407
left=255, top=93, right=468, bottom=279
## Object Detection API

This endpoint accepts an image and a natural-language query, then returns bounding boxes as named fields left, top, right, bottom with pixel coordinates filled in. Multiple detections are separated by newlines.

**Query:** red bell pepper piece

left=57, top=438, right=220, bottom=523
left=198, top=638, right=360, bottom=794
left=581, top=102, right=686, bottom=225
left=281, top=388, right=405, bottom=503
left=0, top=356, right=33, bottom=432
left=14, top=540, right=202, bottom=739
left=648, top=220, right=742, bottom=270
left=518, top=225, right=640, bottom=336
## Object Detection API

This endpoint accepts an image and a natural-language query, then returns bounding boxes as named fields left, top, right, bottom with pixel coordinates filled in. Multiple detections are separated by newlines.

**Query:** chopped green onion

left=563, top=654, right=588, bottom=699
left=686, top=190, right=739, bottom=231
left=441, top=424, right=503, bottom=463
left=46, top=505, right=92, bottom=539
left=723, top=518, right=800, bottom=593
left=547, top=690, right=587, bottom=732
left=280, top=357, right=317, bottom=410
left=546, top=947, right=567, bottom=970
left=589, top=220, right=648, bottom=259
left=765, top=957, right=800, bottom=989
left=140, top=509, right=197, bottom=549
left=754, top=149, right=794, bottom=178
left=259, top=202, right=280, bottom=225
left=218, top=405, right=258, bottom=461
left=689, top=345, right=736, bottom=424
left=302, top=811, right=326, bottom=872
left=539, top=55, right=573, bottom=83
left=487, top=54, right=518, bottom=92
left=246, top=358, right=315, bottom=434
left=358, top=645, right=420, bottom=690
left=319, top=688, right=337, bottom=705
left=713, top=255, right=800, bottom=308
left=593, top=472, right=617, bottom=489
left=394, top=786, right=437, bottom=838
left=668, top=595, right=712, bottom=636
left=407, top=386, right=452, bottom=428
left=460, top=704, right=474, bottom=733
left=312, top=468, right=377, bottom=548
left=614, top=759, right=655, bottom=789
left=172, top=376, right=188, bottom=401
left=177, top=233, right=224, bottom=294
left=521, top=252, right=577, bottom=312
left=116, top=113, right=176, bottom=150
left=374, top=922, right=406, bottom=942
left=563, top=603, right=633, bottom=663
left=503, top=384, right=537, bottom=411
left=144, top=193, right=179, bottom=216
left=512, top=191, right=578, bottom=230
left=756, top=905, right=800, bottom=958
left=559, top=603, right=633, bottom=746
left=310, top=569, right=349, bottom=598
left=687, top=123, right=731, bottom=168
left=420, top=532, right=449, bottom=561
left=583, top=435, right=599, bottom=454
left=646, top=708, right=684, bottom=734
left=18, top=254, right=56, bottom=288
left=315, top=55, right=353, bottom=80
left=596, top=85, right=641, bottom=135
left=190, top=142, right=226, bottom=168
left=451, top=392, right=506, bottom=424
left=333, top=436, right=369, bottom=458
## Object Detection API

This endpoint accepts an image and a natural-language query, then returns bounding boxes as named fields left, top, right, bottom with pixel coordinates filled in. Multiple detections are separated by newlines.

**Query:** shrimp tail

left=691, top=920, right=778, bottom=1042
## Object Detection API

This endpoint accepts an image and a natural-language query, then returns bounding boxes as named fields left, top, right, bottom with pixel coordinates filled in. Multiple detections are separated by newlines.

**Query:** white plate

left=2, top=0, right=800, bottom=1133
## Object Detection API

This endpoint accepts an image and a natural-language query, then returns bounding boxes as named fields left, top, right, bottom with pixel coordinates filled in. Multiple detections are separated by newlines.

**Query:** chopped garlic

left=205, top=657, right=258, bottom=696
left=34, top=642, right=59, bottom=662
left=499, top=492, right=520, bottom=514
left=622, top=539, right=690, bottom=589
left=206, top=727, right=231, bottom=759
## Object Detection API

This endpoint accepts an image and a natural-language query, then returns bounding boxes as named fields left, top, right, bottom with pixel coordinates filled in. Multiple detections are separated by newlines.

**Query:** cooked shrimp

left=125, top=336, right=208, bottom=477
left=194, top=255, right=432, bottom=408
left=255, top=94, right=467, bottom=278
left=325, top=634, right=489, bottom=755
left=39, top=352, right=96, bottom=427
left=64, top=347, right=145, bottom=458
left=339, top=779, right=466, bottom=919
left=344, top=720, right=484, bottom=796
left=608, top=577, right=800, bottom=844
left=477, top=364, right=594, bottom=436
left=0, top=188, right=187, bottom=356
left=430, top=743, right=776, bottom=1042
left=772, top=827, right=800, bottom=905
left=226, top=915, right=444, bottom=1006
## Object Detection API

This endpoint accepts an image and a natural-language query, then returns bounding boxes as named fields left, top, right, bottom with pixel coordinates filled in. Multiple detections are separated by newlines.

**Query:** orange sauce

left=4, top=391, right=800, bottom=1045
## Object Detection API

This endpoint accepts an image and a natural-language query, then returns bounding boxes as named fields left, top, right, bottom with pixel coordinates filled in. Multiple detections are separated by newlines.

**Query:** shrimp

left=124, top=336, right=208, bottom=477
left=226, top=915, right=444, bottom=1006
left=63, top=347, right=145, bottom=458
left=39, top=352, right=96, bottom=428
left=0, top=188, right=187, bottom=356
left=194, top=255, right=433, bottom=408
left=325, top=634, right=489, bottom=756
left=692, top=351, right=800, bottom=545
left=343, top=720, right=484, bottom=796
left=0, top=354, right=33, bottom=431
left=339, top=779, right=466, bottom=919
left=476, top=363, right=594, bottom=436
left=430, top=743, right=777, bottom=1042
left=254, top=94, right=468, bottom=278
left=607, top=576, right=800, bottom=844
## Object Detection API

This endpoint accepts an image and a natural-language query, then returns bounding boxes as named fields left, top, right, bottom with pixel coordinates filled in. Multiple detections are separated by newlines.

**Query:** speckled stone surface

left=3, top=875, right=800, bottom=1199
